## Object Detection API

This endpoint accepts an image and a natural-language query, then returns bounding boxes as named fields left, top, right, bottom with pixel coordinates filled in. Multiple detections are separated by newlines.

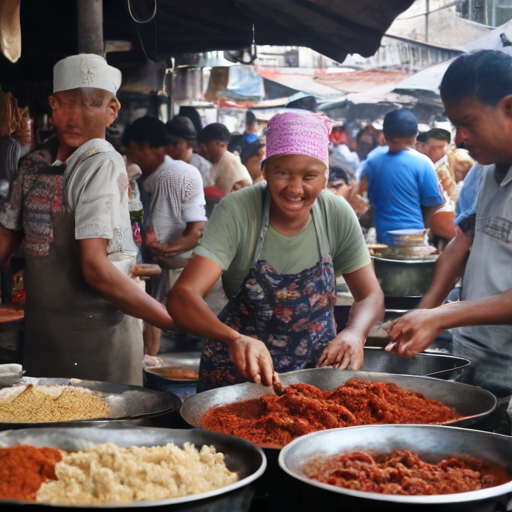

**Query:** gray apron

left=15, top=140, right=144, bottom=386
left=23, top=212, right=143, bottom=386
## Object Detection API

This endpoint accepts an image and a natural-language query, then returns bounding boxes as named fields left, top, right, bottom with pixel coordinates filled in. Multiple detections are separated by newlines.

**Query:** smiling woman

left=167, top=110, right=384, bottom=392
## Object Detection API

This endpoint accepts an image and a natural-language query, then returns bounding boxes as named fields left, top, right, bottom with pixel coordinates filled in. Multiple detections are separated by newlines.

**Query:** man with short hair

left=359, top=109, right=445, bottom=245
left=327, top=167, right=352, bottom=201
left=123, top=116, right=207, bottom=354
left=228, top=111, right=259, bottom=156
left=0, top=55, right=175, bottom=385
left=199, top=123, right=252, bottom=195
left=426, top=128, right=451, bottom=167
left=123, top=117, right=206, bottom=280
left=415, top=131, right=429, bottom=155
left=165, top=115, right=212, bottom=186
left=388, top=50, right=512, bottom=396
left=240, top=139, right=265, bottom=185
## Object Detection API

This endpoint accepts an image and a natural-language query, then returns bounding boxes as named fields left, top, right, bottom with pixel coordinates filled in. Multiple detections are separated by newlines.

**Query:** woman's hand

left=386, top=309, right=444, bottom=358
left=227, top=334, right=274, bottom=386
left=317, top=329, right=365, bottom=370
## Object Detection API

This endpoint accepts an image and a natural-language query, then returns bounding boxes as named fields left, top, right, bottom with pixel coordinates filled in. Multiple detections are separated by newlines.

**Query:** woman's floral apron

left=198, top=190, right=336, bottom=392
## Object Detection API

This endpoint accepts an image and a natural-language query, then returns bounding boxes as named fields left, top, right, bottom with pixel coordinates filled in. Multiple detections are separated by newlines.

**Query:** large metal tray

left=0, top=425, right=266, bottom=508
left=0, top=377, right=182, bottom=428
left=279, top=425, right=512, bottom=505
left=181, top=369, right=497, bottom=436
left=361, top=347, right=469, bottom=380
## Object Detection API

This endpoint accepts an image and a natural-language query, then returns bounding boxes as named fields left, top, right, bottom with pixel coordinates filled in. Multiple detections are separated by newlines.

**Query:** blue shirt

left=453, top=163, right=487, bottom=227
left=361, top=148, right=445, bottom=245
left=357, top=145, right=389, bottom=180
left=243, top=132, right=258, bottom=144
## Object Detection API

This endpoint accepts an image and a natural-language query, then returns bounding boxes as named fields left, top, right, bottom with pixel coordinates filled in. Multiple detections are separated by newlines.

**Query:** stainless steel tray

left=279, top=425, right=512, bottom=504
left=0, top=425, right=266, bottom=508
left=361, top=347, right=470, bottom=380
left=181, top=369, right=497, bottom=434
left=0, top=377, right=182, bottom=428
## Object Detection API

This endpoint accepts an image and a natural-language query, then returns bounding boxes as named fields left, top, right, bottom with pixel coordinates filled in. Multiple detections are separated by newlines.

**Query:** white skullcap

left=53, top=54, right=122, bottom=96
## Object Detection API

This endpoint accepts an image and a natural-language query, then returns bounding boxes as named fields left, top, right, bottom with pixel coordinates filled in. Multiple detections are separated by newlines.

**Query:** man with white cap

left=0, top=54, right=175, bottom=385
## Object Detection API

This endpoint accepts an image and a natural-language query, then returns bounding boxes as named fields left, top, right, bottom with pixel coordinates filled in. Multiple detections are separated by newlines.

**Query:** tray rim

left=0, top=377, right=182, bottom=427
left=278, top=424, right=512, bottom=504
left=0, top=424, right=267, bottom=508
left=180, top=370, right=497, bottom=448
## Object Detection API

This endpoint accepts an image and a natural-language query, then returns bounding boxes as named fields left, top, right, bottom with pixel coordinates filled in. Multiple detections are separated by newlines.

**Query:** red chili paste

left=0, top=445, right=62, bottom=500
left=302, top=450, right=510, bottom=495
left=200, top=380, right=461, bottom=446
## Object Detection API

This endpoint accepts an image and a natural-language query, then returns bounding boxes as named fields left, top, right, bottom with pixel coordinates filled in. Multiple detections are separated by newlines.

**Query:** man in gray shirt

left=388, top=50, right=512, bottom=396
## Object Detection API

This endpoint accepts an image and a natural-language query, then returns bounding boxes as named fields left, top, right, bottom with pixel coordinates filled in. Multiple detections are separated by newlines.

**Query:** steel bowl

left=181, top=369, right=497, bottom=444
left=0, top=425, right=266, bottom=508
left=372, top=256, right=436, bottom=297
left=361, top=347, right=470, bottom=381
left=0, top=377, right=182, bottom=429
left=279, top=425, right=512, bottom=505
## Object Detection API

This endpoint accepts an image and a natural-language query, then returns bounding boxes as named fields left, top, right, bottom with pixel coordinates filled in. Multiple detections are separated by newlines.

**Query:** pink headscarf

left=265, top=110, right=332, bottom=166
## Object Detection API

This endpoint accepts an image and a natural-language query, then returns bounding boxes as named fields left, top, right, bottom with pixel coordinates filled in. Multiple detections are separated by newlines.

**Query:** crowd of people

left=0, top=49, right=512, bottom=396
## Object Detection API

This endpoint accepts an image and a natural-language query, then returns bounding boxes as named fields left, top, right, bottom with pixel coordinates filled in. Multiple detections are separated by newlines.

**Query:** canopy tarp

left=1, top=0, right=414, bottom=84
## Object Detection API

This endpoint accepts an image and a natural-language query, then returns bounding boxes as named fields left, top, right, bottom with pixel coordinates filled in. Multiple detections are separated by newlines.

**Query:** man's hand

left=143, top=322, right=161, bottom=356
left=227, top=334, right=274, bottom=386
left=386, top=309, right=444, bottom=358
left=317, top=329, right=365, bottom=370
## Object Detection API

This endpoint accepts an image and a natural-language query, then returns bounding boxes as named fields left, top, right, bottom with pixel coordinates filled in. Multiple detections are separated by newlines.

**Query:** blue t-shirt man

left=360, top=109, right=445, bottom=245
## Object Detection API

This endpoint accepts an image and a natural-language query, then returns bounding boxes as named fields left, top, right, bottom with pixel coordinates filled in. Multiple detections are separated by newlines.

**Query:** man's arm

left=167, top=254, right=275, bottom=386
left=317, top=264, right=384, bottom=370
left=387, top=287, right=512, bottom=359
left=79, top=238, right=175, bottom=331
left=0, top=225, right=23, bottom=267
left=421, top=203, right=444, bottom=229
left=145, top=221, right=206, bottom=259
left=430, top=209, right=456, bottom=240
left=419, top=227, right=472, bottom=309
left=358, top=176, right=369, bottom=195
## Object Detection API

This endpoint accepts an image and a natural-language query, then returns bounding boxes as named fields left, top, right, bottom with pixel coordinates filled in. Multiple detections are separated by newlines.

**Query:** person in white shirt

left=165, top=115, right=213, bottom=187
left=123, top=116, right=207, bottom=353
left=198, top=123, right=252, bottom=195
left=329, top=125, right=360, bottom=177
left=426, top=128, right=451, bottom=168
left=0, top=55, right=176, bottom=385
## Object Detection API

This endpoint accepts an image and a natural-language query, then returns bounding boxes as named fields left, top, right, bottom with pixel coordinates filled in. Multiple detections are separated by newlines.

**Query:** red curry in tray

left=200, top=379, right=460, bottom=447
left=302, top=450, right=510, bottom=495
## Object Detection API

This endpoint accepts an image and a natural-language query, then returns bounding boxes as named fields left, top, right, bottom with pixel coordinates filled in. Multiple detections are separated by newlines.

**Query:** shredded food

left=200, top=380, right=460, bottom=446
left=302, top=450, right=509, bottom=495
left=0, top=445, right=62, bottom=500
left=0, top=385, right=110, bottom=423
left=36, top=442, right=238, bottom=505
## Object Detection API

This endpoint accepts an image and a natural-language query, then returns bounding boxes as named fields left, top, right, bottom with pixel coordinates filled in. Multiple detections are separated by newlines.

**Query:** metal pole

left=77, top=0, right=104, bottom=56
left=425, top=0, right=429, bottom=43
left=468, top=0, right=473, bottom=22
left=492, top=0, right=497, bottom=27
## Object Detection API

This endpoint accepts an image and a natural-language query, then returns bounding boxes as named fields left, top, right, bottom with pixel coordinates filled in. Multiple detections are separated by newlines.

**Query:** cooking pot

left=372, top=256, right=436, bottom=298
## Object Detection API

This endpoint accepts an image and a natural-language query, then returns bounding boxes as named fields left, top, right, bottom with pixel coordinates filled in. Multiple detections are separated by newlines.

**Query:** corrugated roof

left=313, top=69, right=411, bottom=94
left=387, top=2, right=492, bottom=47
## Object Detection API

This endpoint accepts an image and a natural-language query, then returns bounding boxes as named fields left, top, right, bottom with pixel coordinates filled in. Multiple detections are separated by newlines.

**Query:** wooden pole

left=77, top=0, right=104, bottom=56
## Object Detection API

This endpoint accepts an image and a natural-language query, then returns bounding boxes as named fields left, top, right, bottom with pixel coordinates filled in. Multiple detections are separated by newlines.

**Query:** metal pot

left=372, top=256, right=436, bottom=298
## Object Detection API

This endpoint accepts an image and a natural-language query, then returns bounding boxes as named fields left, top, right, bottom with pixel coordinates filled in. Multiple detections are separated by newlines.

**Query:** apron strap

left=311, top=199, right=331, bottom=258
left=252, top=186, right=271, bottom=267
left=252, top=187, right=332, bottom=266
